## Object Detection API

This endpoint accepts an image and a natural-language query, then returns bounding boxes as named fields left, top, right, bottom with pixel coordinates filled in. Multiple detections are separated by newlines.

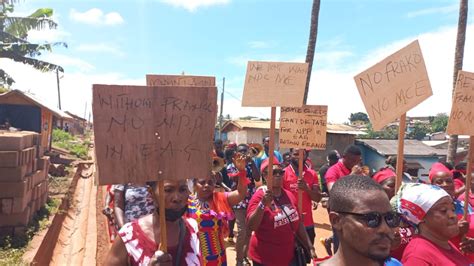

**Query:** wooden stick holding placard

left=298, top=149, right=304, bottom=213
left=463, top=136, right=474, bottom=220
left=267, top=107, right=277, bottom=190
left=395, top=114, right=407, bottom=192
left=158, top=180, right=167, bottom=252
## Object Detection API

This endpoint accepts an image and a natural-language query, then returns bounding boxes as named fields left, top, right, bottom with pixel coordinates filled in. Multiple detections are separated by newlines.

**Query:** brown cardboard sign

left=242, top=61, right=309, bottom=107
left=354, top=40, right=433, bottom=130
left=146, top=74, right=215, bottom=87
left=279, top=105, right=328, bottom=150
left=92, top=84, right=217, bottom=185
left=447, top=70, right=474, bottom=135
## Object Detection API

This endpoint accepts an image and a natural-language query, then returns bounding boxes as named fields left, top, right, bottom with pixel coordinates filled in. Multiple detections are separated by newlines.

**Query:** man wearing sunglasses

left=318, top=175, right=401, bottom=266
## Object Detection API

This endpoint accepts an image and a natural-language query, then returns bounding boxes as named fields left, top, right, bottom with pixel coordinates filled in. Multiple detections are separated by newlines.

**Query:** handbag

left=278, top=201, right=312, bottom=265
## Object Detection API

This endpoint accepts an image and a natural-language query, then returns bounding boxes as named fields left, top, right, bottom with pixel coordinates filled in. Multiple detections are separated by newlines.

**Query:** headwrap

left=429, top=162, right=453, bottom=181
left=373, top=168, right=396, bottom=184
left=397, top=183, right=450, bottom=225
left=260, top=156, right=281, bottom=173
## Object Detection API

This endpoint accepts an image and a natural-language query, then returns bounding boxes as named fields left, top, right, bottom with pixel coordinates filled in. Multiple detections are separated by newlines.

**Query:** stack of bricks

left=0, top=131, right=50, bottom=237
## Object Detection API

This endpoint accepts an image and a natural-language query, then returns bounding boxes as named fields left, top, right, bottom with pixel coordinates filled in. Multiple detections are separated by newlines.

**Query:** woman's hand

left=233, top=153, right=247, bottom=172
left=460, top=237, right=474, bottom=253
left=149, top=251, right=172, bottom=266
left=262, top=189, right=273, bottom=207
left=458, top=219, right=469, bottom=236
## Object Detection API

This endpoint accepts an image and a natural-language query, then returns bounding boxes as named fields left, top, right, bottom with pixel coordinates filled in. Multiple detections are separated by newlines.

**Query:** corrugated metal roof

left=222, top=120, right=365, bottom=135
left=0, top=90, right=73, bottom=119
left=356, top=139, right=447, bottom=157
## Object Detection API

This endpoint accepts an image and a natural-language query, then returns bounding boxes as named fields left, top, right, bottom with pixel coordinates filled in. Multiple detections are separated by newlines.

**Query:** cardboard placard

left=354, top=40, right=433, bottom=130
left=92, top=84, right=217, bottom=185
left=279, top=105, right=328, bottom=150
left=242, top=61, right=309, bottom=107
left=146, top=74, right=215, bottom=87
left=447, top=70, right=474, bottom=135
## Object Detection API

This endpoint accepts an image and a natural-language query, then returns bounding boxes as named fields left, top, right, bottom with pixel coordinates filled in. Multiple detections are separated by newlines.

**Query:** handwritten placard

left=242, top=61, right=309, bottom=107
left=279, top=105, right=328, bottom=150
left=146, top=74, right=215, bottom=87
left=447, top=71, right=474, bottom=135
left=92, top=85, right=217, bottom=185
left=354, top=40, right=433, bottom=130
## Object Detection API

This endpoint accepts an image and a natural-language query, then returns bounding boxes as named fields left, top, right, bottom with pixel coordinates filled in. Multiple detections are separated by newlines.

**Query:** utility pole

left=84, top=102, right=87, bottom=119
left=218, top=77, right=225, bottom=139
left=56, top=69, right=62, bottom=110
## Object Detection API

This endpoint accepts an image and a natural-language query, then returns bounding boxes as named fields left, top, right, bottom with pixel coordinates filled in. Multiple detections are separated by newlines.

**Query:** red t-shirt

left=454, top=179, right=465, bottom=191
left=247, top=188, right=300, bottom=266
left=458, top=192, right=474, bottom=210
left=282, top=165, right=319, bottom=227
left=402, top=235, right=470, bottom=266
left=325, top=160, right=351, bottom=186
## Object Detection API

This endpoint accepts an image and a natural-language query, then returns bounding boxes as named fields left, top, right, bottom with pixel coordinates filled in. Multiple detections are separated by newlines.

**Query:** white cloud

left=27, top=29, right=70, bottom=43
left=248, top=41, right=270, bottom=49
left=160, top=0, right=230, bottom=12
left=0, top=57, right=143, bottom=122
left=406, top=4, right=458, bottom=18
left=222, top=24, right=474, bottom=124
left=76, top=43, right=124, bottom=57
left=69, top=8, right=124, bottom=26
left=305, top=24, right=474, bottom=123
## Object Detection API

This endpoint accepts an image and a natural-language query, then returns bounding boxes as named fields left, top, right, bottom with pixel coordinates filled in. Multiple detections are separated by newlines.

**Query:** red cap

left=260, top=156, right=281, bottom=173
left=429, top=162, right=452, bottom=181
left=373, top=168, right=396, bottom=184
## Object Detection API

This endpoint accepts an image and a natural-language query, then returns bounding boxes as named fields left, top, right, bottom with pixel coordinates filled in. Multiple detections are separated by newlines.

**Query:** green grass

left=52, top=129, right=89, bottom=159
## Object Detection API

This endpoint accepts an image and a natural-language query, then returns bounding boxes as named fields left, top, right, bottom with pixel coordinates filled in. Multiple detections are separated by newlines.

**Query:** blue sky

left=2, top=0, right=474, bottom=122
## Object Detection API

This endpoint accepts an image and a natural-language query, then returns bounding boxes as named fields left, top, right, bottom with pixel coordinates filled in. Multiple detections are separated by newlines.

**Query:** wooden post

left=298, top=149, right=304, bottom=213
left=463, top=136, right=474, bottom=220
left=267, top=107, right=277, bottom=190
left=158, top=180, right=167, bottom=252
left=395, top=114, right=407, bottom=192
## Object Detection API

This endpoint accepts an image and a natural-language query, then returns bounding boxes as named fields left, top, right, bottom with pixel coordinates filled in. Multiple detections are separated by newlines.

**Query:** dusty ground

left=225, top=204, right=333, bottom=266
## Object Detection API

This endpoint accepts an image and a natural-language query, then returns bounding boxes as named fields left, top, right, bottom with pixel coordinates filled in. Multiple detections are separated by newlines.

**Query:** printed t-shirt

left=118, top=218, right=200, bottom=266
left=449, top=198, right=474, bottom=262
left=325, top=160, right=351, bottom=187
left=390, top=225, right=415, bottom=261
left=227, top=163, right=256, bottom=209
left=186, top=191, right=233, bottom=266
left=114, top=184, right=155, bottom=224
left=247, top=187, right=300, bottom=266
left=402, top=235, right=471, bottom=266
left=282, top=164, right=319, bottom=227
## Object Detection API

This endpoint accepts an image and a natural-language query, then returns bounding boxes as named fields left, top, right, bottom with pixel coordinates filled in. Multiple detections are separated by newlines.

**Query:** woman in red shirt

left=105, top=179, right=200, bottom=266
left=398, top=183, right=471, bottom=265
left=247, top=158, right=316, bottom=266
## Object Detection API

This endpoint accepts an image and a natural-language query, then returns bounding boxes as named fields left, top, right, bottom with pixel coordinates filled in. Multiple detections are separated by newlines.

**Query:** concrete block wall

left=0, top=131, right=50, bottom=237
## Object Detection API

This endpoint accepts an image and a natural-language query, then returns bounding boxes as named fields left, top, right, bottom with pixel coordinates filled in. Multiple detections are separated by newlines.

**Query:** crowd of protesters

left=102, top=137, right=474, bottom=266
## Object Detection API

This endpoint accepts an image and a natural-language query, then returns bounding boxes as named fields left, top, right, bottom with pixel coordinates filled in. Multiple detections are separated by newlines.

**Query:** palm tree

left=0, top=1, right=66, bottom=87
left=447, top=0, right=468, bottom=164
left=303, top=0, right=321, bottom=104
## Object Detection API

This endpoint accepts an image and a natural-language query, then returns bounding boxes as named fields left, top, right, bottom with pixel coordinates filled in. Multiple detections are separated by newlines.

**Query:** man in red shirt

left=283, top=149, right=322, bottom=244
left=326, top=145, right=363, bottom=192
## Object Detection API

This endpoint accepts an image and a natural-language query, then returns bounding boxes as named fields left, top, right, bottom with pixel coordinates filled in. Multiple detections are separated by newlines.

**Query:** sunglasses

left=336, top=211, right=401, bottom=228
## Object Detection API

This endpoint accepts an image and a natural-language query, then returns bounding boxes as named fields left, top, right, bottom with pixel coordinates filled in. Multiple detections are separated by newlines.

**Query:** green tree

left=409, top=122, right=430, bottom=140
left=359, top=123, right=398, bottom=139
left=431, top=113, right=449, bottom=132
left=0, top=1, right=66, bottom=87
left=349, top=112, right=369, bottom=123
